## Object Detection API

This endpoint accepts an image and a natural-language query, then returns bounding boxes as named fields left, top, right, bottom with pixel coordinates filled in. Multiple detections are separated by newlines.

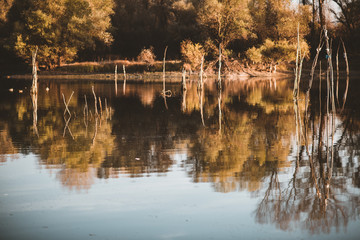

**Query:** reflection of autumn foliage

left=0, top=124, right=17, bottom=163
left=185, top=80, right=295, bottom=193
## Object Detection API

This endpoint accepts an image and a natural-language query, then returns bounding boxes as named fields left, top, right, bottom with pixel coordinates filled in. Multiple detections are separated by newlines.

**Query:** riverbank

left=4, top=59, right=294, bottom=82
left=7, top=71, right=291, bottom=82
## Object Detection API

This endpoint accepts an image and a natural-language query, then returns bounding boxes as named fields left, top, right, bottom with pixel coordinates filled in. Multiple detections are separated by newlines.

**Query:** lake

left=0, top=75, right=359, bottom=240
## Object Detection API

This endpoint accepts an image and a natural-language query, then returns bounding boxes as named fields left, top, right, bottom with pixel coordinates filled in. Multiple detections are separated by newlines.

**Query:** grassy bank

left=52, top=60, right=183, bottom=74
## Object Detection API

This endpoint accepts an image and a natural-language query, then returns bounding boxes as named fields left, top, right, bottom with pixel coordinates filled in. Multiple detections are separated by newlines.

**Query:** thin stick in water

left=92, top=86, right=98, bottom=116
left=163, top=46, right=168, bottom=93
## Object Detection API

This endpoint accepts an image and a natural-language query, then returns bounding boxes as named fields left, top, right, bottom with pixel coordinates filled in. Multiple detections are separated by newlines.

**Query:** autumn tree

left=0, top=0, right=14, bottom=25
left=197, top=0, right=252, bottom=50
left=5, top=0, right=114, bottom=68
left=246, top=0, right=310, bottom=68
left=249, top=0, right=311, bottom=43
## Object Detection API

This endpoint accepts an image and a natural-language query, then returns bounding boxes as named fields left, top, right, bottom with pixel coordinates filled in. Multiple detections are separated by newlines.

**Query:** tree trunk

left=318, top=0, right=325, bottom=29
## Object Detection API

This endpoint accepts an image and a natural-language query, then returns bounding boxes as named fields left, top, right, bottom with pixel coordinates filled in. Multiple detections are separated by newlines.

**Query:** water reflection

left=0, top=77, right=359, bottom=234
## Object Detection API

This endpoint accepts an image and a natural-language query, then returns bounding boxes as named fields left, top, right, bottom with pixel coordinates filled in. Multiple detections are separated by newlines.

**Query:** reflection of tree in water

left=98, top=93, right=195, bottom=178
left=185, top=80, right=295, bottom=192
left=254, top=100, right=360, bottom=234
left=0, top=82, right=117, bottom=190
left=35, top=87, right=116, bottom=190
left=0, top=123, right=17, bottom=163
left=1, top=79, right=359, bottom=204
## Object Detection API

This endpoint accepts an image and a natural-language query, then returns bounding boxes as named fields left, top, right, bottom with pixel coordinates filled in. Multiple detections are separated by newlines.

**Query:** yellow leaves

left=198, top=0, right=251, bottom=46
left=180, top=39, right=205, bottom=69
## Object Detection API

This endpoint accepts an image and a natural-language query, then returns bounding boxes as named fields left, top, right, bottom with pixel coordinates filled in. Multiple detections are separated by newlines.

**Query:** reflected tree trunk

left=31, top=46, right=39, bottom=137
left=62, top=92, right=74, bottom=139
left=123, top=65, right=126, bottom=95
left=115, top=65, right=118, bottom=95
left=84, top=95, right=89, bottom=137
left=31, top=92, right=39, bottom=137
left=181, top=69, right=187, bottom=112
left=198, top=85, right=205, bottom=127
left=218, top=86, right=222, bottom=134
left=341, top=39, right=349, bottom=111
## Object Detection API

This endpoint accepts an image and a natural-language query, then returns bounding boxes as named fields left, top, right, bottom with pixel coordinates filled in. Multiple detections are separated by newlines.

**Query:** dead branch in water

left=163, top=46, right=168, bottom=92
left=161, top=46, right=171, bottom=109
left=305, top=31, right=324, bottom=117
left=92, top=86, right=98, bottom=116
left=293, top=24, right=306, bottom=100
left=63, top=91, right=74, bottom=116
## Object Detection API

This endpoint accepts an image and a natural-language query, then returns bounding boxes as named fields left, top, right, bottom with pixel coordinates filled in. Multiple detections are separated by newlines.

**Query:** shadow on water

left=0, top=75, right=359, bottom=234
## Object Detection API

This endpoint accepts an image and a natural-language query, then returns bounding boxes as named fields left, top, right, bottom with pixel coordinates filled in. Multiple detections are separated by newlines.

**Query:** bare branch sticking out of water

left=163, top=46, right=168, bottom=93
left=161, top=46, right=172, bottom=109
left=92, top=86, right=98, bottom=116
left=63, top=92, right=74, bottom=117
left=293, top=23, right=306, bottom=100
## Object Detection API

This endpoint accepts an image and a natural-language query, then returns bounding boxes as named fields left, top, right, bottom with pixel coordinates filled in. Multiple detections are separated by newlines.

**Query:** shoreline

left=6, top=70, right=292, bottom=82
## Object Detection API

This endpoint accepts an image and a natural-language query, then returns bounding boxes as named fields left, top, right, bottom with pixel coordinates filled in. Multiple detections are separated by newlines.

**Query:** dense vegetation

left=0, top=0, right=359, bottom=72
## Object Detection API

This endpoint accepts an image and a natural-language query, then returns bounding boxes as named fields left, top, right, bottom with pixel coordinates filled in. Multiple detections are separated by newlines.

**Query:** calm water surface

left=0, top=76, right=359, bottom=240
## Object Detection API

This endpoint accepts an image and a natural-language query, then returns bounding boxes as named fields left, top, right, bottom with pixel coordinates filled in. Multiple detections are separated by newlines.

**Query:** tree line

left=0, top=0, right=359, bottom=71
